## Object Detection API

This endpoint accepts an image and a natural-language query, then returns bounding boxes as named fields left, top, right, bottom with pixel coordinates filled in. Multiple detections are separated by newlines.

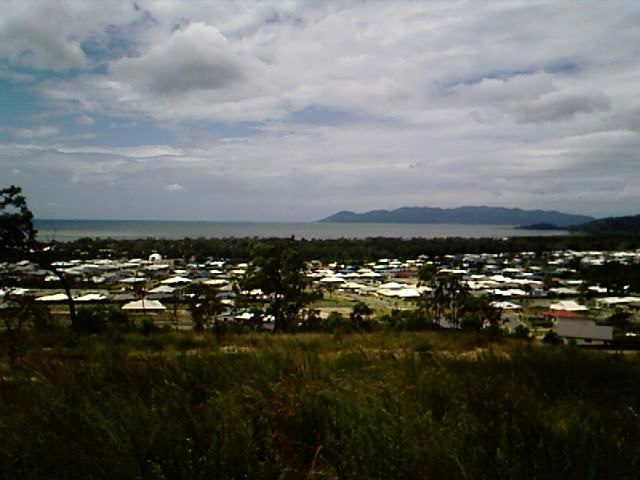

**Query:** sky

left=1, top=1, right=639, bottom=221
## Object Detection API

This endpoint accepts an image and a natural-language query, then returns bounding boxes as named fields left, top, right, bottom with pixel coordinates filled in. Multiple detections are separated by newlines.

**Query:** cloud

left=111, top=23, right=253, bottom=95
left=76, top=114, right=95, bottom=126
left=512, top=90, right=610, bottom=124
left=110, top=23, right=247, bottom=95
left=166, top=183, right=185, bottom=192
left=2, top=117, right=639, bottom=220
left=455, top=73, right=610, bottom=124
left=613, top=106, right=640, bottom=132
left=0, top=17, right=86, bottom=70
left=0, top=2, right=137, bottom=70
left=456, top=73, right=556, bottom=103
left=35, top=1, right=637, bottom=130
left=0, top=64, right=34, bottom=82
left=10, top=126, right=58, bottom=138
left=2, top=2, right=640, bottom=219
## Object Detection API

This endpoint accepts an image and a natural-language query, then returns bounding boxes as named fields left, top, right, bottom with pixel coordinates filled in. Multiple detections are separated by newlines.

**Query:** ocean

left=33, top=219, right=568, bottom=241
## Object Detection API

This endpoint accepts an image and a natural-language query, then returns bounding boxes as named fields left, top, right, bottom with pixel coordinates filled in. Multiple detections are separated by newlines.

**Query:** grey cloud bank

left=0, top=1, right=639, bottom=221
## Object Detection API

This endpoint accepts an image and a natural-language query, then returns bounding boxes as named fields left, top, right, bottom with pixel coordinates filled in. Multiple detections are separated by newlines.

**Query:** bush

left=383, top=309, right=435, bottom=332
left=605, top=311, right=631, bottom=328
left=543, top=330, right=563, bottom=344
left=512, top=325, right=531, bottom=340
left=324, top=311, right=348, bottom=333
left=74, top=307, right=107, bottom=334
left=139, top=318, right=157, bottom=335
left=460, top=312, right=483, bottom=331
left=107, top=308, right=131, bottom=328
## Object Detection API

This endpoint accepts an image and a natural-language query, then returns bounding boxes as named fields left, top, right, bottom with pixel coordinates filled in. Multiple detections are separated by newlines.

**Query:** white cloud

left=34, top=1, right=638, bottom=129
left=456, top=74, right=611, bottom=124
left=76, top=114, right=95, bottom=126
left=111, top=23, right=254, bottom=94
left=0, top=64, right=33, bottom=81
left=513, top=90, right=610, bottom=124
left=10, top=126, right=58, bottom=138
left=456, top=73, right=556, bottom=103
left=0, top=2, right=135, bottom=70
left=166, top=183, right=185, bottom=192
left=2, top=1, right=640, bottom=219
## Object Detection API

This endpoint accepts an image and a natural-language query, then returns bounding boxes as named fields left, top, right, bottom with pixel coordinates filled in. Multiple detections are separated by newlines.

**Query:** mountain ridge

left=318, top=206, right=594, bottom=227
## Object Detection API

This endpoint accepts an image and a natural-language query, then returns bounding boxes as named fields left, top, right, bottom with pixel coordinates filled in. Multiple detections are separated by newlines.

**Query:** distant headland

left=318, top=206, right=594, bottom=227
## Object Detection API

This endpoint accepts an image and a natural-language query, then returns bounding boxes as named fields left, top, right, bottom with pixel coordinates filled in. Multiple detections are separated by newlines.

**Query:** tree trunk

left=52, top=266, right=77, bottom=330
left=32, top=248, right=77, bottom=330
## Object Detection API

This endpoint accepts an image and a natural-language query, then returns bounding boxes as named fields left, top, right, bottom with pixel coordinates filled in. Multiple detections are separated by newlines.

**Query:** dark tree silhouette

left=243, top=240, right=309, bottom=332
left=0, top=185, right=77, bottom=329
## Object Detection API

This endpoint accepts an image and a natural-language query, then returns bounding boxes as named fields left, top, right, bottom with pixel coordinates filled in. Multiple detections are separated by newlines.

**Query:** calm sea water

left=33, top=219, right=567, bottom=241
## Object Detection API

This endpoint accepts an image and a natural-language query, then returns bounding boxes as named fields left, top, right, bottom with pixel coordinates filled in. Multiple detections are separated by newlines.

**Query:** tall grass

left=1, top=332, right=640, bottom=479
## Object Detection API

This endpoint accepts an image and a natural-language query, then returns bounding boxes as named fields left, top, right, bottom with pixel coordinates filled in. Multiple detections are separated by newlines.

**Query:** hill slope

left=319, top=206, right=593, bottom=227
left=571, top=214, right=640, bottom=234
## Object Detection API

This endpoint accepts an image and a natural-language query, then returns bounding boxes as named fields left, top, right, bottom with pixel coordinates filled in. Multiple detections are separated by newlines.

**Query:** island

left=319, top=206, right=593, bottom=227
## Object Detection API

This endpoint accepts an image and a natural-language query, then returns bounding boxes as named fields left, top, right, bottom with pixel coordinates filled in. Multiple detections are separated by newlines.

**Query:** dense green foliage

left=583, top=263, right=640, bottom=294
left=40, top=234, right=640, bottom=263
left=242, top=240, right=311, bottom=332
left=1, top=185, right=79, bottom=328
left=1, top=333, right=640, bottom=479
left=0, top=185, right=37, bottom=259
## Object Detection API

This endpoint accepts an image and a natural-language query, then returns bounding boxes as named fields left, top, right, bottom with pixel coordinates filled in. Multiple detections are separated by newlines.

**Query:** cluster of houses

left=1, top=247, right=639, bottom=344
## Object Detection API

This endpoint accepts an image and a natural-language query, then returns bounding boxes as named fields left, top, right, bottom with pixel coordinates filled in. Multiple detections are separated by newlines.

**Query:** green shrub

left=74, top=307, right=107, bottom=333
left=107, top=308, right=131, bottom=327
left=139, top=318, right=157, bottom=335
left=543, top=330, right=563, bottom=344
left=512, top=324, right=531, bottom=340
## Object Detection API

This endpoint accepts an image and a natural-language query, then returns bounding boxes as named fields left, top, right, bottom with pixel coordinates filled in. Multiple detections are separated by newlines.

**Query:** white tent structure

left=148, top=253, right=163, bottom=263
left=122, top=299, right=166, bottom=311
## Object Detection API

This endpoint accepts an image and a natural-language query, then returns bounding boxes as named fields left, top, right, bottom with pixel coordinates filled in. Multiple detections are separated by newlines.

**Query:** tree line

left=24, top=232, right=640, bottom=265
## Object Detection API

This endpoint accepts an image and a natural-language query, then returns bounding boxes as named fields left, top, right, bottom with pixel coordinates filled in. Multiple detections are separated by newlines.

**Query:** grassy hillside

left=2, top=331, right=640, bottom=479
